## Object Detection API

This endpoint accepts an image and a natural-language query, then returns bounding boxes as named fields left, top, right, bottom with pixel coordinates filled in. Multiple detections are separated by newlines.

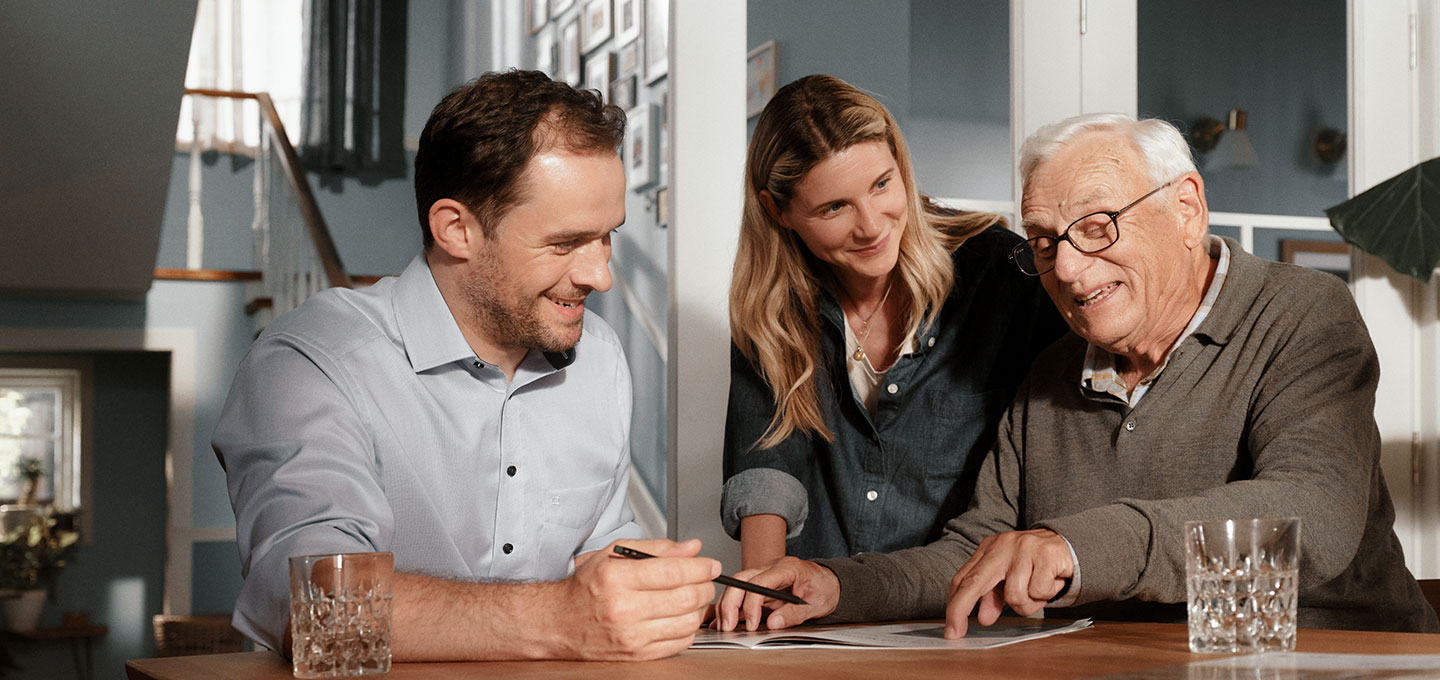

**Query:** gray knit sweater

left=818, top=242, right=1440, bottom=633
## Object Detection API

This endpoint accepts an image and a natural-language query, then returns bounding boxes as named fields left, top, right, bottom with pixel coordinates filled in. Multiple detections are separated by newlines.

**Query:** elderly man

left=715, top=113, right=1440, bottom=636
left=215, top=71, right=717, bottom=661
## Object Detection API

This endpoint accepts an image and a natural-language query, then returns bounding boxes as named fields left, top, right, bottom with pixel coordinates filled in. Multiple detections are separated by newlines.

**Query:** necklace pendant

left=852, top=348, right=866, bottom=362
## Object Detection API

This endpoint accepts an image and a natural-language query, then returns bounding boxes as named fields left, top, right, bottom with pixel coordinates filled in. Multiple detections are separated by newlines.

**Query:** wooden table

left=125, top=621, right=1440, bottom=680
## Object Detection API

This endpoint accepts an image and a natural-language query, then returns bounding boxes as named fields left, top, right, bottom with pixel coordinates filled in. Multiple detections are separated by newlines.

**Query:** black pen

left=613, top=545, right=808, bottom=605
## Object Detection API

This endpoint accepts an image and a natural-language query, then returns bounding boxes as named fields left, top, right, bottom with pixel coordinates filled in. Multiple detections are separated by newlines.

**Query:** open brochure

left=692, top=619, right=1092, bottom=651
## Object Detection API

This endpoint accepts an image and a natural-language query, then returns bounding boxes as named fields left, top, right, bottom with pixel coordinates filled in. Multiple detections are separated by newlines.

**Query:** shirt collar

left=393, top=255, right=484, bottom=373
left=1080, top=236, right=1230, bottom=403
left=392, top=254, right=578, bottom=375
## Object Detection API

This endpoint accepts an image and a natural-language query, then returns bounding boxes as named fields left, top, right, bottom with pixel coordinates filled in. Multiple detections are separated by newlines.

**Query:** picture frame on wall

left=580, top=0, right=612, bottom=53
left=614, top=0, right=641, bottom=47
left=609, top=74, right=637, bottom=111
left=616, top=37, right=640, bottom=76
left=560, top=18, right=582, bottom=86
left=528, top=0, right=549, bottom=34
left=643, top=0, right=668, bottom=83
left=585, top=51, right=615, bottom=103
left=625, top=104, right=658, bottom=190
left=536, top=25, right=556, bottom=76
left=551, top=0, right=575, bottom=19
left=1280, top=239, right=1350, bottom=282
left=655, top=186, right=670, bottom=228
left=746, top=41, right=779, bottom=118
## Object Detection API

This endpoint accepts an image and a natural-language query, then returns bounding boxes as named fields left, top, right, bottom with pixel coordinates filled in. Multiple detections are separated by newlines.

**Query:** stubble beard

left=461, top=252, right=585, bottom=354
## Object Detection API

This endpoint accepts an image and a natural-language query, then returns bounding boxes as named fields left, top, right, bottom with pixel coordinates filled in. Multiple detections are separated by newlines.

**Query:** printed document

left=692, top=619, right=1092, bottom=650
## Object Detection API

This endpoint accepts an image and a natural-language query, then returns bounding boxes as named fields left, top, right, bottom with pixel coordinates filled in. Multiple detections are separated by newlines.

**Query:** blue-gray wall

left=1138, top=0, right=1348, bottom=220
left=748, top=0, right=1011, bottom=201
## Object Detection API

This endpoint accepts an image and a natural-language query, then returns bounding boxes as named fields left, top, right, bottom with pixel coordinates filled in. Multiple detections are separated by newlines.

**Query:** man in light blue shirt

left=214, top=70, right=718, bottom=662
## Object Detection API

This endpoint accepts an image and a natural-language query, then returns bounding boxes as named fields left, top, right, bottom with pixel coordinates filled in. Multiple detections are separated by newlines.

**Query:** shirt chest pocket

left=920, top=388, right=1010, bottom=478
left=542, top=479, right=612, bottom=530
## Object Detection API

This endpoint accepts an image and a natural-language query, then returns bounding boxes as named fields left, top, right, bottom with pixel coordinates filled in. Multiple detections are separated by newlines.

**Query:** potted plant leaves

left=0, top=510, right=78, bottom=631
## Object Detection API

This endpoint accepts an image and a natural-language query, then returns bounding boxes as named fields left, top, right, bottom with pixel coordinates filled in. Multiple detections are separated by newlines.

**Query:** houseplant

left=0, top=510, right=78, bottom=631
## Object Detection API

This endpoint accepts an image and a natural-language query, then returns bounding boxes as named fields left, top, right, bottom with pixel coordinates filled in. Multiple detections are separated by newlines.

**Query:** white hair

left=1018, top=113, right=1196, bottom=190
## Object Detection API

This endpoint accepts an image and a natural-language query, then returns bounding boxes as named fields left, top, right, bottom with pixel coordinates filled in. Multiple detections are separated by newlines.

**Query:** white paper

left=691, top=619, right=1092, bottom=651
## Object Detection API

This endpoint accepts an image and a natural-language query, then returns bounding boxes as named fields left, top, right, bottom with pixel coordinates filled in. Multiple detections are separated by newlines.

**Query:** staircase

left=168, top=89, right=356, bottom=332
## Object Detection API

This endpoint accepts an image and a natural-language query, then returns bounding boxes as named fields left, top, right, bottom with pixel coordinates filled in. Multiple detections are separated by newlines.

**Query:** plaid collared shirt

left=1080, top=236, right=1230, bottom=406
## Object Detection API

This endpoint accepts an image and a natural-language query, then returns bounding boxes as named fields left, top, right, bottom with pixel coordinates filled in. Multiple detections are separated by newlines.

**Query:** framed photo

left=658, top=89, right=668, bottom=182
left=536, top=25, right=556, bottom=76
left=560, top=18, right=582, bottom=86
left=625, top=104, right=658, bottom=190
left=527, top=0, right=549, bottom=34
left=551, top=0, right=575, bottom=19
left=609, top=74, right=637, bottom=111
left=1280, top=239, right=1350, bottom=282
left=585, top=51, right=615, bottom=103
left=614, top=0, right=641, bottom=46
left=643, top=0, right=668, bottom=83
left=580, top=0, right=612, bottom=53
left=655, top=186, right=670, bottom=228
left=616, top=39, right=640, bottom=77
left=746, top=41, right=779, bottom=118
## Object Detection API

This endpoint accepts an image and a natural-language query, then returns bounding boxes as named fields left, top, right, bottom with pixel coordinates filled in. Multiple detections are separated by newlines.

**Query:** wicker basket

left=152, top=614, right=246, bottom=657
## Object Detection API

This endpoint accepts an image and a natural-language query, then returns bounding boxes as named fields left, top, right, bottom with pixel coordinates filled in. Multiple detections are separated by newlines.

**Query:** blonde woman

left=723, top=75, right=1066, bottom=570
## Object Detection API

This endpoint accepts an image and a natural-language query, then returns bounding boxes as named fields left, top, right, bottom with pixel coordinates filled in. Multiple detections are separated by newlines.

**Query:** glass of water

left=1184, top=518, right=1300, bottom=653
left=289, top=551, right=394, bottom=678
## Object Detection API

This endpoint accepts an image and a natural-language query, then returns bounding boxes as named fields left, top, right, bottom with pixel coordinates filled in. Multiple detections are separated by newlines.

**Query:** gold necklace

left=847, top=279, right=894, bottom=364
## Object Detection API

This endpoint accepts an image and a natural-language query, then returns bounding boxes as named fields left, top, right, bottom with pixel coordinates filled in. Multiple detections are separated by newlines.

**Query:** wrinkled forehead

left=1021, top=132, right=1149, bottom=216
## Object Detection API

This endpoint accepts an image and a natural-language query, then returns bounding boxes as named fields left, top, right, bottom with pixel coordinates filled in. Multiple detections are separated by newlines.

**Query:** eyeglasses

left=1010, top=178, right=1180, bottom=276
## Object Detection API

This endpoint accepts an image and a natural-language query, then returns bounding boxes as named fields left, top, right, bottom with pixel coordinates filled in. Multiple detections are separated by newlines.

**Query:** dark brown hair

left=413, top=69, right=625, bottom=247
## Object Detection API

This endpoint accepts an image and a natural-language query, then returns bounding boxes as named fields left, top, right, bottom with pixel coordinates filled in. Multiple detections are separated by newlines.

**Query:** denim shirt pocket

left=919, top=388, right=1011, bottom=479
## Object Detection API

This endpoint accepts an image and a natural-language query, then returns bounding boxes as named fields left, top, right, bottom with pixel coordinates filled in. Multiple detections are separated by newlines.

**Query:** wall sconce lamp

left=1314, top=128, right=1346, bottom=164
left=1189, top=109, right=1260, bottom=169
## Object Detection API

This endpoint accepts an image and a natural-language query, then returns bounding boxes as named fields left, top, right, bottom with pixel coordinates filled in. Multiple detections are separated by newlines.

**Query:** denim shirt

left=721, top=226, right=1068, bottom=559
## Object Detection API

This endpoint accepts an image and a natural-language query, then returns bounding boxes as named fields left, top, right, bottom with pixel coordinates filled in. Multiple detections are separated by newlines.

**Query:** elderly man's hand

left=714, top=557, right=839, bottom=632
left=944, top=529, right=1073, bottom=639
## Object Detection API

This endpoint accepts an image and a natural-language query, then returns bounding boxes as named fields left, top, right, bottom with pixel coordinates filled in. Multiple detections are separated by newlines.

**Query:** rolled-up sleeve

left=721, top=344, right=813, bottom=540
left=213, top=333, right=393, bottom=650
left=721, top=468, right=809, bottom=539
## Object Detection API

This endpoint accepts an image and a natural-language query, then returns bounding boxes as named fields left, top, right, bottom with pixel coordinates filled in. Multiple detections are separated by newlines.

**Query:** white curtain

left=177, top=0, right=306, bottom=152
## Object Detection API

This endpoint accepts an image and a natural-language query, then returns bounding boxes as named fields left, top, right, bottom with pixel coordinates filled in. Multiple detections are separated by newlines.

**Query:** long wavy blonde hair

left=732, top=75, right=1004, bottom=449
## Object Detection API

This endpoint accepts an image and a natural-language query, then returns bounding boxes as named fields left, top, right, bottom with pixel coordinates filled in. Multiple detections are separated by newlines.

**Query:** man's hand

left=714, top=556, right=839, bottom=632
left=557, top=538, right=718, bottom=660
left=944, top=529, right=1073, bottom=639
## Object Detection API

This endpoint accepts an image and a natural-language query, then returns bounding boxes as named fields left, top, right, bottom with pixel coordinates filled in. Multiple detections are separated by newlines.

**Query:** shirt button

left=886, top=384, right=898, bottom=395
left=506, top=465, right=517, bottom=477
left=502, top=543, right=513, bottom=554
left=866, top=490, right=878, bottom=501
left=927, top=337, right=936, bottom=347
left=1124, top=419, right=1137, bottom=432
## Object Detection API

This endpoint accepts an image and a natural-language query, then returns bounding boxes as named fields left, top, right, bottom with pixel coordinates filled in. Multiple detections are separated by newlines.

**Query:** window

left=0, top=369, right=82, bottom=513
left=177, top=0, right=306, bottom=153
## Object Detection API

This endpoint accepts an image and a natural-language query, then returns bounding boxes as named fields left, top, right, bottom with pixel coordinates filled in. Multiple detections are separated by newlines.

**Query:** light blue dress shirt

left=213, top=255, right=642, bottom=649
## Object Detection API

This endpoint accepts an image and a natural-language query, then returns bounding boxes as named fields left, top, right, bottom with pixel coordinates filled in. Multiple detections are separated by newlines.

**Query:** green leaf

left=1326, top=156, right=1440, bottom=282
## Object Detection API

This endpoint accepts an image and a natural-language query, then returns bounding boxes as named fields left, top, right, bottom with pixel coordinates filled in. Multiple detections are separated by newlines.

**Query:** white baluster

left=187, top=95, right=205, bottom=269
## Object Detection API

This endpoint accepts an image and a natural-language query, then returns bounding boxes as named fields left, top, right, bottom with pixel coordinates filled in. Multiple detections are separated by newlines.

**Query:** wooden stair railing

left=168, top=88, right=354, bottom=323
